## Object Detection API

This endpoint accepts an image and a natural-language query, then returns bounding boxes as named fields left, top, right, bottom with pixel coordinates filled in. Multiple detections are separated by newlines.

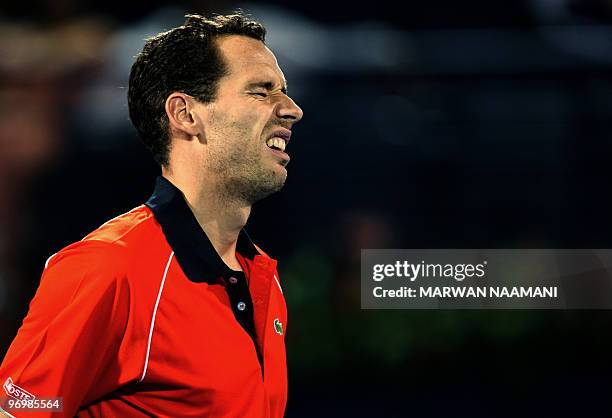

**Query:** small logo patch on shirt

left=273, top=318, right=284, bottom=335
left=3, top=377, right=35, bottom=401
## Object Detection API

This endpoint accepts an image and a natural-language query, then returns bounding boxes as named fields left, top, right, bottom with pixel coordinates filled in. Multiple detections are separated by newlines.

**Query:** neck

left=162, top=170, right=251, bottom=271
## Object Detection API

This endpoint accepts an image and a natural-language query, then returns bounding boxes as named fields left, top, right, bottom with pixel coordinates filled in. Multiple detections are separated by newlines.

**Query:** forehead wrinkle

left=216, top=36, right=287, bottom=91
left=219, top=38, right=275, bottom=69
left=245, top=73, right=287, bottom=89
left=238, top=61, right=287, bottom=89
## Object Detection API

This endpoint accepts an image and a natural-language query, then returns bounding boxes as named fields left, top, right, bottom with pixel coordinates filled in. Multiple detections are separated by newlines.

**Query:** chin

left=275, top=165, right=288, bottom=181
left=241, top=173, right=286, bottom=204
left=267, top=169, right=287, bottom=194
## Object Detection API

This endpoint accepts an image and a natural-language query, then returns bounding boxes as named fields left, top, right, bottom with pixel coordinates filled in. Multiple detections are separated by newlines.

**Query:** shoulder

left=81, top=204, right=158, bottom=247
left=42, top=205, right=164, bottom=289
left=40, top=240, right=129, bottom=309
left=46, top=205, right=161, bottom=268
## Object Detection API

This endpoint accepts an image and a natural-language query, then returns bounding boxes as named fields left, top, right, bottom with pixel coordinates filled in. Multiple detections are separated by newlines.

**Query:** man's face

left=196, top=35, right=303, bottom=204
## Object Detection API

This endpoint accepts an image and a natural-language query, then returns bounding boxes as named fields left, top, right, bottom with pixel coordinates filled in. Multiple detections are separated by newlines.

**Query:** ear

left=165, top=92, right=201, bottom=138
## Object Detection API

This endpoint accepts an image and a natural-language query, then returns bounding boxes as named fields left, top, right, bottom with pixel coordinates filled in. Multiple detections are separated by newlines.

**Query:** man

left=0, top=12, right=302, bottom=417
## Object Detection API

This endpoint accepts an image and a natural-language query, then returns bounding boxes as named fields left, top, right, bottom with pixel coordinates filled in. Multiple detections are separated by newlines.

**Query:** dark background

left=1, top=0, right=612, bottom=416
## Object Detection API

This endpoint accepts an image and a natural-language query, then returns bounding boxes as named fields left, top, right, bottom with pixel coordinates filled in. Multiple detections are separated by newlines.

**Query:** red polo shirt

left=0, top=176, right=288, bottom=417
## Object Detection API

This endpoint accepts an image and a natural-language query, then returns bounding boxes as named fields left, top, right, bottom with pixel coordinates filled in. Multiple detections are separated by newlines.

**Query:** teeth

left=276, top=138, right=286, bottom=151
left=266, top=137, right=286, bottom=152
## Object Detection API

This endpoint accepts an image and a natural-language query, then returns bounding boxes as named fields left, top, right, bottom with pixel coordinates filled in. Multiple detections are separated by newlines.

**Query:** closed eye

left=252, top=92, right=268, bottom=97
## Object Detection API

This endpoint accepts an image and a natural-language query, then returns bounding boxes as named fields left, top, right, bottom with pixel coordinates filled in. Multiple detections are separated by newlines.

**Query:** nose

left=276, top=94, right=303, bottom=124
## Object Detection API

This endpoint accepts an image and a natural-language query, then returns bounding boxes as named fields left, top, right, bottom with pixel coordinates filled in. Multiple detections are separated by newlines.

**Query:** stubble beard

left=208, top=139, right=287, bottom=205
left=206, top=108, right=288, bottom=205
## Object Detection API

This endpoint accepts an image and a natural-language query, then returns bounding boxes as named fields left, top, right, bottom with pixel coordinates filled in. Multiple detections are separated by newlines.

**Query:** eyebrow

left=247, top=81, right=288, bottom=95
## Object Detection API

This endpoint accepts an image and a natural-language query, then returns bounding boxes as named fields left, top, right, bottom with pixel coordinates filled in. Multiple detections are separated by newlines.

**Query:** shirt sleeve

left=0, top=240, right=131, bottom=417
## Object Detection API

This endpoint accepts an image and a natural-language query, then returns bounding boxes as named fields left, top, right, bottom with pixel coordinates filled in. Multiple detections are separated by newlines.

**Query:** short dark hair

left=128, top=12, right=266, bottom=166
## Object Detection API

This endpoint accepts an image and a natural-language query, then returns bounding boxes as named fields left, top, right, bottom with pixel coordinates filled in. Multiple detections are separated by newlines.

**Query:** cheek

left=230, top=113, right=269, bottom=142
left=208, top=104, right=271, bottom=144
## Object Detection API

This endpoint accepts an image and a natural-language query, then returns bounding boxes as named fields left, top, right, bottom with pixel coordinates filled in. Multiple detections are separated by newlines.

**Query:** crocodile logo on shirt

left=273, top=318, right=284, bottom=335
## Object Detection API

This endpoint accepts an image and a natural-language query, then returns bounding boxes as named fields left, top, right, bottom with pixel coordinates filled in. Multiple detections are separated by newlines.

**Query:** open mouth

left=266, top=137, right=287, bottom=152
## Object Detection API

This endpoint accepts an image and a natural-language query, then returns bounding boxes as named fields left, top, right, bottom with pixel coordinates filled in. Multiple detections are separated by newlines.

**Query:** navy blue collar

left=145, top=176, right=259, bottom=283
